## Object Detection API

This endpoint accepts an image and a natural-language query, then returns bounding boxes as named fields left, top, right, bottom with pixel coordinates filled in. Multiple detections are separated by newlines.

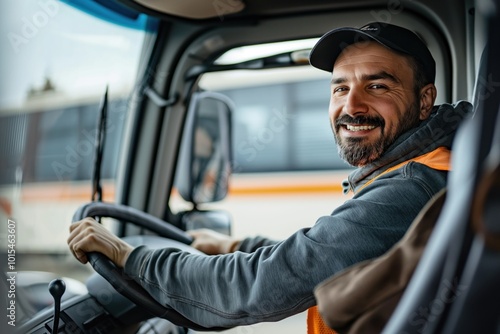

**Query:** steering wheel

left=72, top=202, right=224, bottom=331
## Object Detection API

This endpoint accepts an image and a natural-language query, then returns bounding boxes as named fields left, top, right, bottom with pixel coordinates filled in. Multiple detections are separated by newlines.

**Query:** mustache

left=335, top=115, right=385, bottom=129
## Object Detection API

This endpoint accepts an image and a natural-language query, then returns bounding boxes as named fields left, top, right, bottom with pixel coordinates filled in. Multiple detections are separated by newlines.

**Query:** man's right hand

left=187, top=229, right=240, bottom=255
left=68, top=217, right=134, bottom=268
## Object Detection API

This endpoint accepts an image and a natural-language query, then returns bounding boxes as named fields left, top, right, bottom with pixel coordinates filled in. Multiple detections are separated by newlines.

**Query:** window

left=0, top=0, right=154, bottom=278
left=216, top=76, right=349, bottom=172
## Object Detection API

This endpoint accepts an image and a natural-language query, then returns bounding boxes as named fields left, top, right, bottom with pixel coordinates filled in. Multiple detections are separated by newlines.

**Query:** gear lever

left=48, top=279, right=66, bottom=334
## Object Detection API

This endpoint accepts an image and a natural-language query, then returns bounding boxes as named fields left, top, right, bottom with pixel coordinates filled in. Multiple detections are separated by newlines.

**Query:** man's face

left=329, top=41, right=422, bottom=167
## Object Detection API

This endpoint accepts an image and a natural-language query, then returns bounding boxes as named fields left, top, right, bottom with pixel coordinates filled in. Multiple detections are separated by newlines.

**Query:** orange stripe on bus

left=19, top=182, right=345, bottom=201
left=18, top=172, right=350, bottom=202
left=0, top=197, right=12, bottom=216
left=228, top=184, right=344, bottom=195
left=20, top=183, right=116, bottom=202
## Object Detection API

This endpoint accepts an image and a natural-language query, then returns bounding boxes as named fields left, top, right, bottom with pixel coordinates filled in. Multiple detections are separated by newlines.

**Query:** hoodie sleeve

left=237, top=235, right=280, bottom=252
left=123, top=163, right=447, bottom=329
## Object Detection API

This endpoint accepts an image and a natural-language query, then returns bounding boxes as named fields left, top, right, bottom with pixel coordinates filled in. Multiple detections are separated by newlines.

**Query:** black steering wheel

left=72, top=202, right=224, bottom=331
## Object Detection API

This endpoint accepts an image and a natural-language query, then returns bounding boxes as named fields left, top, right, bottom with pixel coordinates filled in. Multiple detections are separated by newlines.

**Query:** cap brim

left=309, top=27, right=408, bottom=72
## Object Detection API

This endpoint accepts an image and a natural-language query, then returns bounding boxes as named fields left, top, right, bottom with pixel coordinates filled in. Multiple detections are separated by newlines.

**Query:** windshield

left=0, top=0, right=154, bottom=280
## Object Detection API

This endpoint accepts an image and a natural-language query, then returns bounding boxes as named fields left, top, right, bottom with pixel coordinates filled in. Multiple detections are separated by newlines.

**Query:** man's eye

left=369, top=84, right=387, bottom=90
left=333, top=87, right=348, bottom=93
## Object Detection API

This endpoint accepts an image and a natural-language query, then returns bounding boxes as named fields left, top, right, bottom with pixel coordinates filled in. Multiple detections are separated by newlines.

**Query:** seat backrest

left=383, top=9, right=500, bottom=334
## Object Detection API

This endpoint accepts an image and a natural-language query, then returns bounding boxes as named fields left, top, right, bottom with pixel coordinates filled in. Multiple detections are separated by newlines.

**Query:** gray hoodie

left=124, top=101, right=472, bottom=328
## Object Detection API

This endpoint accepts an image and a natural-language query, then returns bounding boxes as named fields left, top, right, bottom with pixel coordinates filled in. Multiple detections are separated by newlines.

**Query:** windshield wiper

left=91, top=86, right=108, bottom=204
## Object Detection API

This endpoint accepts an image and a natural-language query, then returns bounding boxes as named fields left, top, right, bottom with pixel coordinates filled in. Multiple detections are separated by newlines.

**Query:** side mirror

left=176, top=91, right=233, bottom=205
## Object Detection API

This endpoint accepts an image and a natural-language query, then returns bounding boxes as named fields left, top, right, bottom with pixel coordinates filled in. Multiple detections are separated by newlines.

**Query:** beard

left=333, top=101, right=421, bottom=166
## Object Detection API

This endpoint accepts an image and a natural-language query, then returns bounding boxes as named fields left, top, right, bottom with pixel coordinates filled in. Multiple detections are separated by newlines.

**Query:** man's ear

left=418, top=83, right=437, bottom=120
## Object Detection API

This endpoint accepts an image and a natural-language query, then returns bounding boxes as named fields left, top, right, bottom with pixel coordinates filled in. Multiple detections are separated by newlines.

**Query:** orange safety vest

left=307, top=146, right=452, bottom=334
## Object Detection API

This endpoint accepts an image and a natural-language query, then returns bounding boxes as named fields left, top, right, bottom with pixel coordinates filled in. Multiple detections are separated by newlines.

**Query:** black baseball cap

left=309, top=22, right=436, bottom=84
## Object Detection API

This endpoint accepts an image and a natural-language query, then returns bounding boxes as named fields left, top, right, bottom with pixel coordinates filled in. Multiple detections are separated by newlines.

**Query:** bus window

left=218, top=77, right=350, bottom=173
left=0, top=97, right=127, bottom=185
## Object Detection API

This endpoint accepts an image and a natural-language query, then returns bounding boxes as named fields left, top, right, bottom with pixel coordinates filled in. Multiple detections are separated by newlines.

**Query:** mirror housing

left=176, top=92, right=233, bottom=205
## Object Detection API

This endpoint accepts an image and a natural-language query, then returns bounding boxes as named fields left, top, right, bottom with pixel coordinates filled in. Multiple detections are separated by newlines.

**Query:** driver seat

left=383, top=13, right=500, bottom=333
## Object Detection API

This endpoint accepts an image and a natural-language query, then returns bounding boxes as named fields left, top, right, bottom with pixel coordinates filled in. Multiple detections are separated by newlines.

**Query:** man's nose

left=343, top=87, right=369, bottom=116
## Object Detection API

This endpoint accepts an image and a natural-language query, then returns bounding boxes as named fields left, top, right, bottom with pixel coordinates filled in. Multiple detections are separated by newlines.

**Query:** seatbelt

left=307, top=146, right=452, bottom=334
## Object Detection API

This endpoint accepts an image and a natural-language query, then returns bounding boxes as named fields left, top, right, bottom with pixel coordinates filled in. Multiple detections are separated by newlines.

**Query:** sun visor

left=134, top=0, right=245, bottom=19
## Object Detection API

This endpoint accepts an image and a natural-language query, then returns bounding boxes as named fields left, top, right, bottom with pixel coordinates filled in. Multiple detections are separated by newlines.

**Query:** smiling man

left=68, top=22, right=472, bottom=333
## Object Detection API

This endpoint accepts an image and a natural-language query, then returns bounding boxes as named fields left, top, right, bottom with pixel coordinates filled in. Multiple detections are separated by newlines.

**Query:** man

left=68, top=22, right=472, bottom=331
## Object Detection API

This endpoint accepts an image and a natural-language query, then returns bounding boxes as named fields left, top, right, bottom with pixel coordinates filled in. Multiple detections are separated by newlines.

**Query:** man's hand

left=187, top=229, right=240, bottom=255
left=68, top=217, right=134, bottom=268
